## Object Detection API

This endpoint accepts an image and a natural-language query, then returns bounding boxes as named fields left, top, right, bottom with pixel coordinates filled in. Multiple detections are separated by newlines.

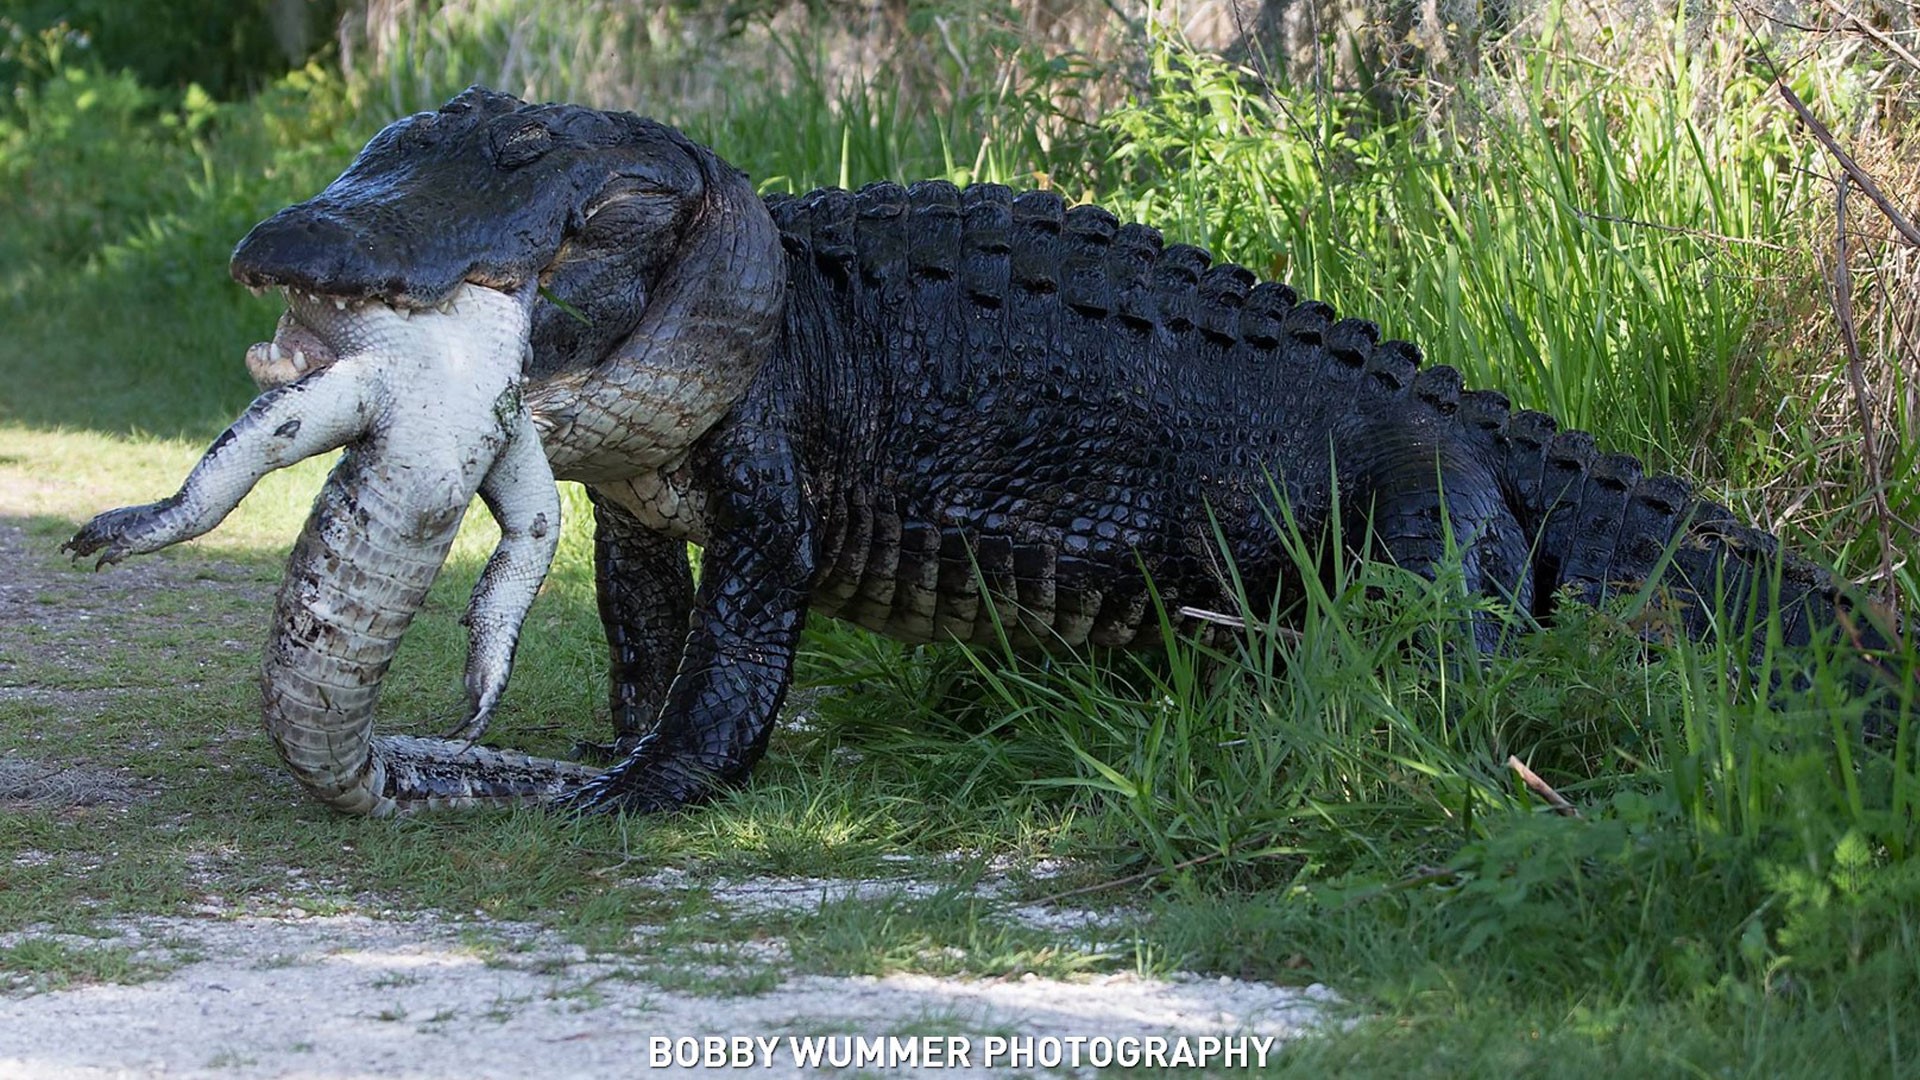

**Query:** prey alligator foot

left=64, top=497, right=190, bottom=569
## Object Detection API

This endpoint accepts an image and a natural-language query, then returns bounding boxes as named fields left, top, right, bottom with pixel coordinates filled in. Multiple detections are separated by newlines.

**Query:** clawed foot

left=548, top=768, right=630, bottom=817
left=62, top=497, right=187, bottom=569
left=547, top=739, right=718, bottom=818
left=441, top=678, right=506, bottom=744
left=440, top=706, right=494, bottom=745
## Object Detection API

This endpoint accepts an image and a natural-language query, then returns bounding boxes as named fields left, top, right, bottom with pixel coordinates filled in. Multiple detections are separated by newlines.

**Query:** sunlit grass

left=3, top=1, right=1918, bottom=1073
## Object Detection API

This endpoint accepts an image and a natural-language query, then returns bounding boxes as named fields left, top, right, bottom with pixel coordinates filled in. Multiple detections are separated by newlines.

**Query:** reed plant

left=4, top=2, right=1916, bottom=1072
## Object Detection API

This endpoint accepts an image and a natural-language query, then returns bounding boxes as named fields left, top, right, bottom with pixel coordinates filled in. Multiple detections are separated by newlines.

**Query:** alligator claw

left=64, top=502, right=175, bottom=570
left=439, top=708, right=491, bottom=744
left=546, top=736, right=717, bottom=817
left=548, top=776, right=620, bottom=818
left=441, top=683, right=503, bottom=743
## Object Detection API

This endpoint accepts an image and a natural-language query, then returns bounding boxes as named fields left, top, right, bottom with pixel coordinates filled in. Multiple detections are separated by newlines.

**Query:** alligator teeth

left=334, top=298, right=348, bottom=311
left=437, top=300, right=455, bottom=314
left=395, top=306, right=412, bottom=320
left=268, top=342, right=283, bottom=364
left=292, top=349, right=309, bottom=372
left=248, top=285, right=266, bottom=298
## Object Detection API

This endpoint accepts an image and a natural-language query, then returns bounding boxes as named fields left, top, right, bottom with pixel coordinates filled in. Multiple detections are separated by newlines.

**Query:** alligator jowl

left=65, top=86, right=1910, bottom=817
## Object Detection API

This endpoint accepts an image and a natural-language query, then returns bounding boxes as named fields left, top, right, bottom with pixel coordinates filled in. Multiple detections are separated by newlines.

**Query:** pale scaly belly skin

left=67, top=283, right=597, bottom=816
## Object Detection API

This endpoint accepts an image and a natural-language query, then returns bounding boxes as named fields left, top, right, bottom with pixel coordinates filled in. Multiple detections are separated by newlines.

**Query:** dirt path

left=1, top=443, right=1337, bottom=1076
left=2, top=911, right=1331, bottom=1077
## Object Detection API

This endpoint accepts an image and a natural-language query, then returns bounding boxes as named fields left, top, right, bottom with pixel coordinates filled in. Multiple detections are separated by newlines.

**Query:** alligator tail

left=1492, top=406, right=1908, bottom=722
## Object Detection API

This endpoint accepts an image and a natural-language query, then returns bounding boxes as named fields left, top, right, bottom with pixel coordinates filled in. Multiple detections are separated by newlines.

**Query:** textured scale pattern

left=709, top=180, right=1894, bottom=671
left=576, top=177, right=1902, bottom=814
left=762, top=183, right=1573, bottom=643
left=111, top=87, right=1900, bottom=818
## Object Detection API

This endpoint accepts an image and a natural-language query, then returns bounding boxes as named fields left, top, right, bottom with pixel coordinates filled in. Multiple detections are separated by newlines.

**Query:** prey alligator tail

left=67, top=87, right=1908, bottom=817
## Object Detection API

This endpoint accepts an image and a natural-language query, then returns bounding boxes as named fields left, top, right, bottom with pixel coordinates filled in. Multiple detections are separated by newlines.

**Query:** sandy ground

left=2, top=459, right=1337, bottom=1077
left=1, top=911, right=1334, bottom=1078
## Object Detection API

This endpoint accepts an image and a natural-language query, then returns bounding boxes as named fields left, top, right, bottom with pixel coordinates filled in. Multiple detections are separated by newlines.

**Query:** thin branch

left=1033, top=851, right=1223, bottom=904
left=1178, top=605, right=1246, bottom=629
left=1831, top=180, right=1902, bottom=612
left=1775, top=80, right=1920, bottom=248
left=1334, top=865, right=1461, bottom=911
left=1506, top=755, right=1580, bottom=817
left=1176, top=605, right=1304, bottom=642
left=1821, top=0, right=1920, bottom=75
left=1570, top=209, right=1796, bottom=252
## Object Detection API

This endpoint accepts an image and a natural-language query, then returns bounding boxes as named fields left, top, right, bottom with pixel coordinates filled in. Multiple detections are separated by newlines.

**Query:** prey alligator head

left=232, top=85, right=786, bottom=479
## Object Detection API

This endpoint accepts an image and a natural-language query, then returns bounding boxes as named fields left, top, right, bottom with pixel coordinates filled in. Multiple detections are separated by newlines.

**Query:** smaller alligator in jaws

left=68, top=86, right=1908, bottom=818
left=66, top=283, right=597, bottom=814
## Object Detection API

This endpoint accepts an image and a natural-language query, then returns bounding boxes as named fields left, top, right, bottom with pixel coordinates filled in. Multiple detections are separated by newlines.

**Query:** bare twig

left=1334, top=864, right=1461, bottom=910
left=1178, top=605, right=1246, bottom=629
left=1776, top=80, right=1920, bottom=248
left=1821, top=0, right=1920, bottom=75
left=1033, top=852, right=1224, bottom=905
left=1506, top=755, right=1580, bottom=817
left=1176, top=605, right=1304, bottom=642
left=1570, top=209, right=1795, bottom=252
left=1830, top=180, right=1902, bottom=612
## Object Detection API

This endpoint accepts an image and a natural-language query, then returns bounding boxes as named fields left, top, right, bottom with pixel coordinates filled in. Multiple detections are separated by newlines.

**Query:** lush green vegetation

left=3, top=1, right=1917, bottom=1074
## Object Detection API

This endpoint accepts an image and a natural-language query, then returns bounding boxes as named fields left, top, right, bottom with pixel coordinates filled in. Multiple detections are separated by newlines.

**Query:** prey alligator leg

left=580, top=489, right=694, bottom=761
left=559, top=417, right=814, bottom=814
left=447, top=407, right=564, bottom=743
left=65, top=371, right=368, bottom=567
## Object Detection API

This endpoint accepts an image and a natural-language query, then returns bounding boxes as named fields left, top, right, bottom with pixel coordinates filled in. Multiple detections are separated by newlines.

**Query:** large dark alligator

left=67, top=87, right=1906, bottom=816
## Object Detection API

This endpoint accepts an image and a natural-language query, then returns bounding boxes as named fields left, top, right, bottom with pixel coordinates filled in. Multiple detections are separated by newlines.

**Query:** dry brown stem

left=1777, top=81, right=1920, bottom=248
left=1830, top=179, right=1903, bottom=608
left=1506, top=755, right=1580, bottom=817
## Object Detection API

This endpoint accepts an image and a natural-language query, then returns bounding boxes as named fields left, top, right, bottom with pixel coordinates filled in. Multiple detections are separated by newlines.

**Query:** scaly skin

left=71, top=87, right=1910, bottom=818
left=565, top=179, right=1909, bottom=814
left=68, top=283, right=595, bottom=815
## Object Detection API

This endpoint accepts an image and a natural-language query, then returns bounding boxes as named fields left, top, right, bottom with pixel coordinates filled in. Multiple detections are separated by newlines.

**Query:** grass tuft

left=2, top=3, right=1916, bottom=1074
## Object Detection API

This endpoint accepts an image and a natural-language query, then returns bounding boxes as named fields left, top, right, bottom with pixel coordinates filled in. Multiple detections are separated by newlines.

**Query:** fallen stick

left=1507, top=754, right=1580, bottom=817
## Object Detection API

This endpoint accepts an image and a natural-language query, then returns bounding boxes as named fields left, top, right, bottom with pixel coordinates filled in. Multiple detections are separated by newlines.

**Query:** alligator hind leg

left=1353, top=444, right=1533, bottom=650
left=584, top=488, right=693, bottom=762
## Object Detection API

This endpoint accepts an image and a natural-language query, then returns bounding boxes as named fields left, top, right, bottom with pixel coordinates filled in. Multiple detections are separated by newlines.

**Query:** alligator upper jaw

left=243, top=284, right=525, bottom=389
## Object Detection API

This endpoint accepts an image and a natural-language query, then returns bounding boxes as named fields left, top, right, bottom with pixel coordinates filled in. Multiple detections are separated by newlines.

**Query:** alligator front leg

left=582, top=489, right=694, bottom=760
left=557, top=424, right=814, bottom=815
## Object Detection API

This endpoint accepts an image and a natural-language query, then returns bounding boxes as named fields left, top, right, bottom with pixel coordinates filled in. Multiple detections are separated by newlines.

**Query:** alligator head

left=72, top=88, right=785, bottom=814
left=232, top=85, right=786, bottom=480
left=215, top=87, right=784, bottom=811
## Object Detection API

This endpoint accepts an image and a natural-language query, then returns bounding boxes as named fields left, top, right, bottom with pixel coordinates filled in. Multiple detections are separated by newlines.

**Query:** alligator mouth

left=243, top=285, right=513, bottom=389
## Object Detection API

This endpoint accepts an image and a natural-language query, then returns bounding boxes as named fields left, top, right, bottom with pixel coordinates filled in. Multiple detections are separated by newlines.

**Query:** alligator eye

left=492, top=121, right=552, bottom=169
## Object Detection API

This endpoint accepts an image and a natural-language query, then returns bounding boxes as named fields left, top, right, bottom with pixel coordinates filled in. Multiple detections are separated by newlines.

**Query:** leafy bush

left=0, top=0, right=338, bottom=98
left=4, top=2, right=1917, bottom=1072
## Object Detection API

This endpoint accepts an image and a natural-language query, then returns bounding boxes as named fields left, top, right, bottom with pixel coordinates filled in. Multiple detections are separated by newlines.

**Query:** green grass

left=0, top=937, right=181, bottom=994
left=3, top=2, right=1918, bottom=1075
